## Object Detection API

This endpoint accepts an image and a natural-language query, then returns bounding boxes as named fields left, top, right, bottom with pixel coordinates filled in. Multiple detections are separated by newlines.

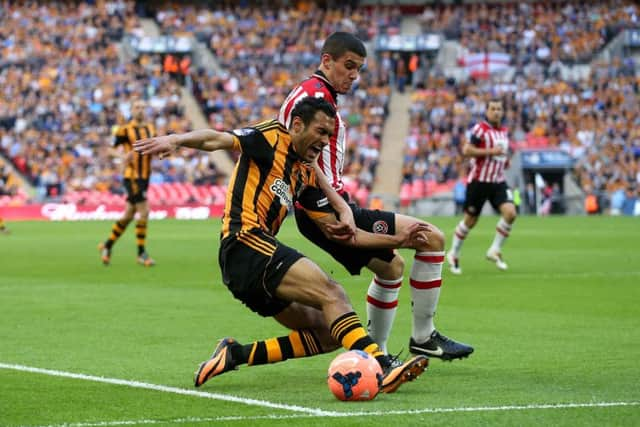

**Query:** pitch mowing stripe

left=0, top=362, right=338, bottom=417
left=27, top=401, right=640, bottom=427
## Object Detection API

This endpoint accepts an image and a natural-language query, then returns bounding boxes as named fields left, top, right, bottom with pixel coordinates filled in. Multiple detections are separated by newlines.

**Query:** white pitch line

left=4, top=362, right=639, bottom=427
left=27, top=401, right=640, bottom=427
left=0, top=362, right=339, bottom=417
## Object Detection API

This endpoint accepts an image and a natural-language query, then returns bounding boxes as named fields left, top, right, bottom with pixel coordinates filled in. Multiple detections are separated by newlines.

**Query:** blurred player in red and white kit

left=447, top=98, right=517, bottom=275
left=279, top=32, right=473, bottom=361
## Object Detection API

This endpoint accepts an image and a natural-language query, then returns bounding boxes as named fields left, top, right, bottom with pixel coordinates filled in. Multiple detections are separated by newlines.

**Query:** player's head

left=319, top=32, right=367, bottom=94
left=486, top=98, right=504, bottom=127
left=131, top=99, right=146, bottom=122
left=289, top=97, right=336, bottom=163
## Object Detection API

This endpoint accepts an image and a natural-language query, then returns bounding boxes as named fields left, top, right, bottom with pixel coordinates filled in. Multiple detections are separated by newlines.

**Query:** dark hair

left=321, top=31, right=367, bottom=59
left=290, top=97, right=336, bottom=127
left=486, top=98, right=504, bottom=108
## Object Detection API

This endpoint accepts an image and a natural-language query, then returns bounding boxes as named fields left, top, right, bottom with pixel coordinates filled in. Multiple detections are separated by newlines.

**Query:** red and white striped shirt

left=467, top=121, right=510, bottom=183
left=278, top=71, right=346, bottom=193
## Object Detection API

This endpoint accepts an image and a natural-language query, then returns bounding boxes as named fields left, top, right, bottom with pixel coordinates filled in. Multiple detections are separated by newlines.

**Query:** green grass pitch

left=1, top=216, right=639, bottom=426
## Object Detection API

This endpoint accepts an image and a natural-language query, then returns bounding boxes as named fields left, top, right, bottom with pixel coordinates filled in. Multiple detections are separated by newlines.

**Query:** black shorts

left=218, top=229, right=305, bottom=317
left=294, top=192, right=396, bottom=276
left=124, top=178, right=149, bottom=204
left=463, top=181, right=513, bottom=217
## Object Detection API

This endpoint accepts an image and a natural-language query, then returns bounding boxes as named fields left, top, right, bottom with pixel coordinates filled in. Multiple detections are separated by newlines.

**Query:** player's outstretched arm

left=133, top=129, right=235, bottom=157
left=314, top=212, right=430, bottom=249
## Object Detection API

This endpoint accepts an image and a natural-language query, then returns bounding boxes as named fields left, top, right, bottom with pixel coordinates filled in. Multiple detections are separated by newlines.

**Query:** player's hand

left=326, top=203, right=356, bottom=243
left=397, top=222, right=432, bottom=249
left=325, top=222, right=356, bottom=243
left=492, top=146, right=506, bottom=156
left=133, top=135, right=179, bottom=158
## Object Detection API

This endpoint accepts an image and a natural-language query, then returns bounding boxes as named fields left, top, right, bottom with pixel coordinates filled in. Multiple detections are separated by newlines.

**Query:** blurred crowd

left=405, top=1, right=640, bottom=215
left=0, top=0, right=638, bottom=215
left=419, top=0, right=638, bottom=65
left=152, top=0, right=399, bottom=190
left=404, top=58, right=639, bottom=185
left=0, top=1, right=202, bottom=204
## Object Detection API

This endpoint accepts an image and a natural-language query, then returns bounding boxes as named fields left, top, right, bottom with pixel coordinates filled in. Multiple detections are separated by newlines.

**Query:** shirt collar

left=312, top=70, right=338, bottom=101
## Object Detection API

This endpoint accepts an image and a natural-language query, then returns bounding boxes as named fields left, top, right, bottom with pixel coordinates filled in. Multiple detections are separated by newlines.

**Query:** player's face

left=486, top=102, right=504, bottom=126
left=292, top=112, right=335, bottom=163
left=322, top=51, right=365, bottom=94
left=132, top=101, right=146, bottom=122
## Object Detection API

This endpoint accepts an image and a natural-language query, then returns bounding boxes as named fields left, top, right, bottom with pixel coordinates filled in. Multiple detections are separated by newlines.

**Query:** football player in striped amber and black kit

left=132, top=96, right=429, bottom=394
left=447, top=98, right=517, bottom=275
left=279, top=32, right=473, bottom=362
left=99, top=99, right=156, bottom=267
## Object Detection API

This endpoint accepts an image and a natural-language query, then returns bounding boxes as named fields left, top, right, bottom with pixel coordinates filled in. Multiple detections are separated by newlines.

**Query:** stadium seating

left=0, top=1, right=637, bottom=213
left=0, top=1, right=194, bottom=205
left=152, top=2, right=397, bottom=204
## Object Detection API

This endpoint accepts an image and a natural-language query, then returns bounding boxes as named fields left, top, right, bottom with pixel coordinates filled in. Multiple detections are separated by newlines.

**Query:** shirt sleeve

left=229, top=127, right=272, bottom=161
left=469, top=123, right=483, bottom=146
left=113, top=125, right=128, bottom=147
left=297, top=186, right=334, bottom=220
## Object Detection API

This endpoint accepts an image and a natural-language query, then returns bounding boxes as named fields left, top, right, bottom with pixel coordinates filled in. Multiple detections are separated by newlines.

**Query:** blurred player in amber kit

left=0, top=217, right=8, bottom=235
left=447, top=98, right=517, bottom=274
left=0, top=165, right=11, bottom=234
left=99, top=99, right=156, bottom=266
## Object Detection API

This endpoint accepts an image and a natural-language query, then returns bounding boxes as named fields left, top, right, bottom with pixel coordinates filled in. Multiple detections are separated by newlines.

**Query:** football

left=327, top=350, right=383, bottom=401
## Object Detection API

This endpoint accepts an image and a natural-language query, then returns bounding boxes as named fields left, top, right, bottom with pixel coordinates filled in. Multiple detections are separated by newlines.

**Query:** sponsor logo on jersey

left=372, top=220, right=389, bottom=234
left=232, top=128, right=255, bottom=136
left=316, top=197, right=329, bottom=208
left=270, top=178, right=293, bottom=208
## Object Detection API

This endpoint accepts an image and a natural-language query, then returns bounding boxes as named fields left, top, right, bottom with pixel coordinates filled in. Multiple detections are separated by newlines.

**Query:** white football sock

left=451, top=221, right=469, bottom=257
left=409, top=251, right=444, bottom=343
left=366, top=276, right=401, bottom=354
left=489, top=217, right=512, bottom=253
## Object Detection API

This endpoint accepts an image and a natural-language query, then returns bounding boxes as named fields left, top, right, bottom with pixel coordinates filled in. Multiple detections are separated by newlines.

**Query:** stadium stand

left=0, top=1, right=230, bottom=208
left=401, top=1, right=639, bottom=213
left=1, top=1, right=638, bottom=216
left=151, top=1, right=399, bottom=201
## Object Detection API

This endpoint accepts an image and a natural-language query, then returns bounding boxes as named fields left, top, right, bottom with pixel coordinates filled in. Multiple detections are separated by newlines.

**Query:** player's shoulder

left=299, top=76, right=334, bottom=97
left=253, top=119, right=287, bottom=134
left=113, top=122, right=131, bottom=137
left=236, top=120, right=288, bottom=144
left=475, top=120, right=492, bottom=131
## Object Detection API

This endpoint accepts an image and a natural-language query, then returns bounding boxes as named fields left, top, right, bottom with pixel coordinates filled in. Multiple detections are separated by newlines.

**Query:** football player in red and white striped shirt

left=447, top=98, right=517, bottom=274
left=279, top=32, right=473, bottom=361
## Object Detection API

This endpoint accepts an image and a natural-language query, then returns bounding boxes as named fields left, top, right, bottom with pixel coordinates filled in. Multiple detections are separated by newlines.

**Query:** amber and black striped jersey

left=113, top=120, right=156, bottom=180
left=221, top=119, right=320, bottom=239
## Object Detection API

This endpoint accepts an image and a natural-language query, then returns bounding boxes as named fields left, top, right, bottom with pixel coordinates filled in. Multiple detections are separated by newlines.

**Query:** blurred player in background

left=279, top=32, right=473, bottom=361
left=447, top=98, right=517, bottom=274
left=0, top=165, right=12, bottom=234
left=99, top=99, right=156, bottom=267
left=133, top=96, right=428, bottom=393
left=0, top=217, right=8, bottom=235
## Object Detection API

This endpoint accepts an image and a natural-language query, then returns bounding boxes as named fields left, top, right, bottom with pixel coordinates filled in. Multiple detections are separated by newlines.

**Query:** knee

left=422, top=224, right=445, bottom=252
left=138, top=208, right=150, bottom=219
left=503, top=208, right=517, bottom=223
left=431, top=226, right=445, bottom=251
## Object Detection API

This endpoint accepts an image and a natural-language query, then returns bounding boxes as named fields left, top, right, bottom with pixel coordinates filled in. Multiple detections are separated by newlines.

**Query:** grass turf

left=1, top=215, right=639, bottom=426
